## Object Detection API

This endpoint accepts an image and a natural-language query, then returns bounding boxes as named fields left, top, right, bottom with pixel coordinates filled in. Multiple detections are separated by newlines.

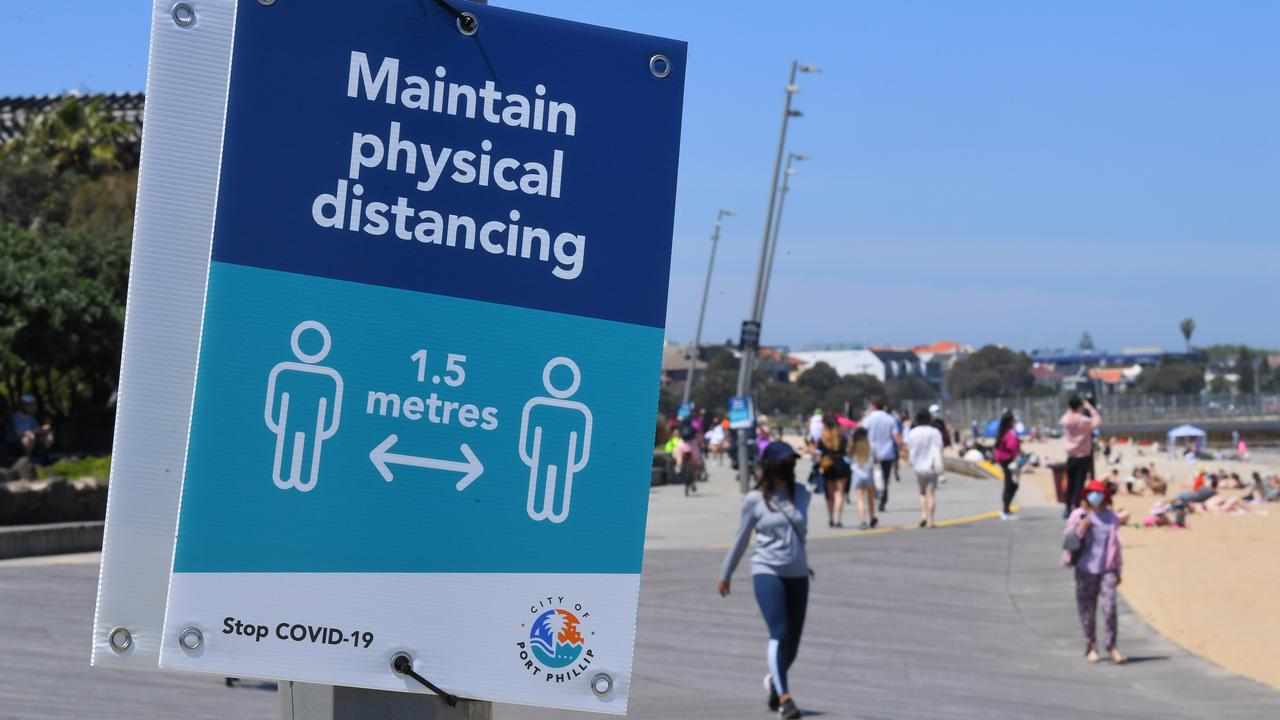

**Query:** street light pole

left=757, top=153, right=806, bottom=319
left=735, top=60, right=819, bottom=493
left=682, top=209, right=734, bottom=408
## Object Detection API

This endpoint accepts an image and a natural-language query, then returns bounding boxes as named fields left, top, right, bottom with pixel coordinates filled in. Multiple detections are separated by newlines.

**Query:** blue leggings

left=752, top=574, right=809, bottom=696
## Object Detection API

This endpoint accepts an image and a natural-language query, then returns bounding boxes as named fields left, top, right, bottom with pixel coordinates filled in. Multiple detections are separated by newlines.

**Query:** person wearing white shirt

left=905, top=408, right=944, bottom=528
left=807, top=410, right=824, bottom=446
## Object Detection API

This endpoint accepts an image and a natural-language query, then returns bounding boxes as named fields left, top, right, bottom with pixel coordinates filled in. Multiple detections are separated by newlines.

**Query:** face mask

left=1086, top=492, right=1105, bottom=507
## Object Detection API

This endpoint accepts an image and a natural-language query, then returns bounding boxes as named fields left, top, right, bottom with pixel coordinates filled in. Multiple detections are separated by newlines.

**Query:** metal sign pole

left=681, top=209, right=733, bottom=407
left=281, top=682, right=493, bottom=720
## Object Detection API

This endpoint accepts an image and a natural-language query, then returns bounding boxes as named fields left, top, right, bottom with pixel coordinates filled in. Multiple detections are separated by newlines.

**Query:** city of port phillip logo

left=516, top=596, right=595, bottom=683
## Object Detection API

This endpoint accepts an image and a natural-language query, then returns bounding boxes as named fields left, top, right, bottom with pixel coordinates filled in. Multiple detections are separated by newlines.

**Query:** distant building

left=1031, top=364, right=1066, bottom=390
left=871, top=349, right=927, bottom=382
left=789, top=349, right=885, bottom=382
left=912, top=340, right=972, bottom=390
left=1086, top=366, right=1142, bottom=395
left=660, top=341, right=705, bottom=388
left=1027, top=347, right=1199, bottom=367
left=756, top=347, right=803, bottom=383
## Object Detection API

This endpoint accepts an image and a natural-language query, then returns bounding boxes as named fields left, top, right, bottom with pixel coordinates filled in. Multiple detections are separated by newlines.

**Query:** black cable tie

left=392, top=654, right=458, bottom=707
left=430, top=0, right=463, bottom=18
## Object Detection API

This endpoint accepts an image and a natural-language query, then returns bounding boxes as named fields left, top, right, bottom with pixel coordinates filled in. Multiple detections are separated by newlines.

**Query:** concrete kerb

left=0, top=521, right=104, bottom=560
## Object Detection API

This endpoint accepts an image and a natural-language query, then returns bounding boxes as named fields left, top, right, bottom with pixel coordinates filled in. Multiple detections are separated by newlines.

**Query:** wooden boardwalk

left=1, top=508, right=1276, bottom=719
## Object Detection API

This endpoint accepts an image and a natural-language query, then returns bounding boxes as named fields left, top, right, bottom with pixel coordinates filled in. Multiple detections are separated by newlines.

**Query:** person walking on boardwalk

left=904, top=408, right=944, bottom=528
left=848, top=427, right=878, bottom=529
left=1063, top=479, right=1127, bottom=665
left=675, top=425, right=703, bottom=496
left=862, top=398, right=900, bottom=512
left=1060, top=395, right=1102, bottom=518
left=814, top=415, right=852, bottom=527
left=719, top=441, right=811, bottom=720
left=993, top=410, right=1021, bottom=518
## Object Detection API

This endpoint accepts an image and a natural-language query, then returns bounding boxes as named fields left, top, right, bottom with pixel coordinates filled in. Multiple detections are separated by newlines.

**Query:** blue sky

left=4, top=1, right=1276, bottom=351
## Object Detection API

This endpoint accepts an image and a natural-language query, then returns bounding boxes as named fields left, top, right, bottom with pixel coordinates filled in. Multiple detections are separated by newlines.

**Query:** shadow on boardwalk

left=511, top=508, right=1278, bottom=719
left=0, top=509, right=1275, bottom=719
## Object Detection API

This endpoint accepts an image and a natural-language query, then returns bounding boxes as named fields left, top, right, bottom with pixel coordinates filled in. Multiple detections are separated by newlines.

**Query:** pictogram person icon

left=519, top=357, right=593, bottom=523
left=264, top=320, right=343, bottom=492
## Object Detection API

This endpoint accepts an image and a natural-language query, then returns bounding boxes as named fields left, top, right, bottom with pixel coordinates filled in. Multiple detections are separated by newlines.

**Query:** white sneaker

left=1000, top=512, right=1011, bottom=520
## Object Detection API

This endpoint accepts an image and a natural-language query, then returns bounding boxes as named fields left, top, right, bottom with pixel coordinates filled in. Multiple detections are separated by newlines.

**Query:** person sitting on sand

left=1222, top=472, right=1246, bottom=490
left=1246, top=472, right=1280, bottom=503
left=1176, top=483, right=1216, bottom=506
left=1124, top=469, right=1142, bottom=495
left=1199, top=494, right=1251, bottom=514
left=1144, top=464, right=1168, bottom=495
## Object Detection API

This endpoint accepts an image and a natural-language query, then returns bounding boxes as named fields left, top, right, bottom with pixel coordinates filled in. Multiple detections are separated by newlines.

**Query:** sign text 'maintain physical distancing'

left=91, top=1, right=684, bottom=715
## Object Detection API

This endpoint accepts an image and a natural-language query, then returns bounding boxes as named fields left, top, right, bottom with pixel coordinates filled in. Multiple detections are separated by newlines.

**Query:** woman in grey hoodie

left=719, top=441, right=811, bottom=720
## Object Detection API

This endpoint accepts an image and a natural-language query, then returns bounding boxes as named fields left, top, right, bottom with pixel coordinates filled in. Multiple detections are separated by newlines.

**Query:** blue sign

left=676, top=402, right=692, bottom=421
left=728, top=396, right=754, bottom=430
left=159, top=1, right=685, bottom=711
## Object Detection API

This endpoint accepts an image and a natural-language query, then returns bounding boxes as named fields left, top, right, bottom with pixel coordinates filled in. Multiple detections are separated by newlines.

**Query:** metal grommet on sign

left=108, top=627, right=133, bottom=653
left=178, top=626, right=203, bottom=651
left=649, top=54, right=672, bottom=79
left=456, top=12, right=478, bottom=36
left=257, top=0, right=276, bottom=5
left=171, top=2, right=197, bottom=28
left=590, top=672, right=613, bottom=697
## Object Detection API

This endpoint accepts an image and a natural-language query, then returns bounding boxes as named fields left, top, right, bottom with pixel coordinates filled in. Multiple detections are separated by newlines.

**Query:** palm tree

left=3, top=96, right=133, bottom=178
left=1179, top=318, right=1195, bottom=351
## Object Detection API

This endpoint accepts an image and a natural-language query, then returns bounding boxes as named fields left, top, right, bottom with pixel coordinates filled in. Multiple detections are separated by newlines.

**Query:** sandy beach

left=1019, top=439, right=1280, bottom=689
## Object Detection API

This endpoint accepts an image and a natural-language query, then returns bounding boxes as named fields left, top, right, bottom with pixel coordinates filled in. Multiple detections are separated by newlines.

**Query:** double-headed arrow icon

left=370, top=434, right=484, bottom=491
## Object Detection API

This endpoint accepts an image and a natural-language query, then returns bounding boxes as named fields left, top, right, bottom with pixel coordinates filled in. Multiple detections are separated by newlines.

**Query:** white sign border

left=91, top=0, right=237, bottom=670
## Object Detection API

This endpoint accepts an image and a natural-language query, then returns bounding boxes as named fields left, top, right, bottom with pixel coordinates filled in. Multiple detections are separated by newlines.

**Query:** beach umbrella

left=982, top=418, right=1001, bottom=438
left=836, top=415, right=858, bottom=429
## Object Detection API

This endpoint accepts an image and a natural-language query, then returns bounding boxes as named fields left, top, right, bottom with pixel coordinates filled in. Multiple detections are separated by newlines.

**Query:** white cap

left=929, top=404, right=941, bottom=415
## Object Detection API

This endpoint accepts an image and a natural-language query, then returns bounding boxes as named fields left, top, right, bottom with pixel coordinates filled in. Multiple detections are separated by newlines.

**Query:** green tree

left=1208, top=376, right=1233, bottom=395
left=796, top=361, right=839, bottom=396
left=887, top=375, right=936, bottom=403
left=0, top=97, right=135, bottom=232
left=656, top=383, right=681, bottom=417
left=1179, top=317, right=1196, bottom=351
left=947, top=346, right=1035, bottom=398
left=823, top=374, right=886, bottom=417
left=756, top=382, right=816, bottom=418
left=3, top=97, right=135, bottom=178
left=1234, top=347, right=1256, bottom=394
left=702, top=345, right=738, bottom=373
left=1261, top=364, right=1280, bottom=393
left=0, top=223, right=129, bottom=447
left=691, top=366, right=738, bottom=418
left=1139, top=361, right=1205, bottom=395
